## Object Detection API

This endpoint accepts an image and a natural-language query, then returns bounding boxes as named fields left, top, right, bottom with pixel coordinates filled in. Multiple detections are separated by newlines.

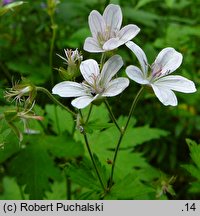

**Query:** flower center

left=97, top=26, right=117, bottom=47
left=82, top=73, right=104, bottom=96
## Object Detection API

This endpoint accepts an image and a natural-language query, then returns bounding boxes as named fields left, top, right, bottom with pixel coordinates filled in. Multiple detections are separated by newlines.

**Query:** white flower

left=84, top=4, right=140, bottom=53
left=52, top=55, right=129, bottom=109
left=125, top=41, right=196, bottom=106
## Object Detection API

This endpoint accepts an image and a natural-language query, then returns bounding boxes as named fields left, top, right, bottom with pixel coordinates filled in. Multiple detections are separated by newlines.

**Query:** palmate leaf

left=9, top=139, right=61, bottom=199
left=105, top=173, right=155, bottom=200
left=44, top=134, right=84, bottom=159
left=66, top=157, right=101, bottom=191
left=66, top=155, right=108, bottom=194
left=88, top=116, right=169, bottom=151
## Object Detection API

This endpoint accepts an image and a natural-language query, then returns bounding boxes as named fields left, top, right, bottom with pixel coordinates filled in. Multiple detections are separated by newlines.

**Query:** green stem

left=104, top=100, right=121, bottom=132
left=49, top=16, right=57, bottom=86
left=79, top=110, right=106, bottom=191
left=86, top=104, right=93, bottom=124
left=108, top=87, right=144, bottom=189
left=100, top=53, right=106, bottom=70
left=36, top=87, right=76, bottom=117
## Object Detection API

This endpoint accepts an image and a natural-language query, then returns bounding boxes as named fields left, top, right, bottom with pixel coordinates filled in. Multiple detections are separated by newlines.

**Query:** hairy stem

left=108, top=87, right=144, bottom=188
left=36, top=87, right=76, bottom=117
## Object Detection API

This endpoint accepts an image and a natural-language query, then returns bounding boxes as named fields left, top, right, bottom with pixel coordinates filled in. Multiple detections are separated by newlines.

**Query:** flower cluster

left=52, top=4, right=196, bottom=109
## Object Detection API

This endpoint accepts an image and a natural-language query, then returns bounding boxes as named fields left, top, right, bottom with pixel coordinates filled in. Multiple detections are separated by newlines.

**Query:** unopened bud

left=57, top=48, right=83, bottom=80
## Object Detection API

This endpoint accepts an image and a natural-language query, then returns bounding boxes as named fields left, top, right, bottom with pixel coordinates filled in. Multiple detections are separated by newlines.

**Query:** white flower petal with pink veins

left=126, top=65, right=149, bottom=85
left=100, top=55, right=123, bottom=86
left=84, top=4, right=140, bottom=53
left=154, top=75, right=196, bottom=93
left=103, top=4, right=122, bottom=32
left=80, top=59, right=100, bottom=86
left=126, top=41, right=148, bottom=75
left=126, top=42, right=196, bottom=106
left=84, top=37, right=104, bottom=53
left=152, top=48, right=183, bottom=77
left=52, top=81, right=87, bottom=97
left=72, top=95, right=97, bottom=109
left=89, top=10, right=106, bottom=38
left=151, top=84, right=178, bottom=106
left=103, top=38, right=120, bottom=51
left=118, top=25, right=140, bottom=44
left=102, top=77, right=129, bottom=97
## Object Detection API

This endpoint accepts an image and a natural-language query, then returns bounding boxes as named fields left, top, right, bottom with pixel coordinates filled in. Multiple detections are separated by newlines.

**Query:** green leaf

left=106, top=173, right=154, bottom=199
left=76, top=190, right=101, bottom=200
left=45, top=179, right=67, bottom=200
left=66, top=157, right=106, bottom=191
left=0, top=131, right=20, bottom=163
left=134, top=0, right=158, bottom=10
left=0, top=177, right=24, bottom=200
left=188, top=182, right=200, bottom=194
left=45, top=134, right=84, bottom=158
left=45, top=104, right=74, bottom=135
left=122, top=125, right=169, bottom=149
left=123, top=8, right=162, bottom=27
left=9, top=140, right=61, bottom=199
left=187, top=139, right=200, bottom=169
left=84, top=120, right=113, bottom=134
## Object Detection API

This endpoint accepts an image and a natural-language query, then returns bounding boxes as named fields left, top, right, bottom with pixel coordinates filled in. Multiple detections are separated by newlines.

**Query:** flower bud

left=56, top=48, right=83, bottom=80
left=4, top=81, right=36, bottom=105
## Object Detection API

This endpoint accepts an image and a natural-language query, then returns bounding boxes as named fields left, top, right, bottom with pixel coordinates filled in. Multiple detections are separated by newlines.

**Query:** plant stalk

left=36, top=86, right=76, bottom=117
left=108, top=87, right=144, bottom=189
left=79, top=110, right=106, bottom=191
left=104, top=100, right=121, bottom=132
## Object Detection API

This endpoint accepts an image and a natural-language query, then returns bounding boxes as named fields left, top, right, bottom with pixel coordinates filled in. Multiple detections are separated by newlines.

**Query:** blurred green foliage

left=0, top=0, right=200, bottom=199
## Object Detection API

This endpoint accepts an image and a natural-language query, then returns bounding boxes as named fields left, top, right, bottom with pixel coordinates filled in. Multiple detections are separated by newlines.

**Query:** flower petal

left=71, top=95, right=95, bottom=109
left=118, top=24, right=140, bottom=44
left=154, top=75, right=196, bottom=93
left=100, top=55, right=123, bottom=86
left=102, top=77, right=129, bottom=97
left=89, top=10, right=106, bottom=38
left=126, top=41, right=148, bottom=75
left=52, top=81, right=86, bottom=97
left=84, top=37, right=104, bottom=53
left=126, top=65, right=149, bottom=85
left=103, top=4, right=122, bottom=32
left=102, top=37, right=120, bottom=51
left=152, top=47, right=183, bottom=76
left=151, top=84, right=178, bottom=106
left=80, top=59, right=100, bottom=85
